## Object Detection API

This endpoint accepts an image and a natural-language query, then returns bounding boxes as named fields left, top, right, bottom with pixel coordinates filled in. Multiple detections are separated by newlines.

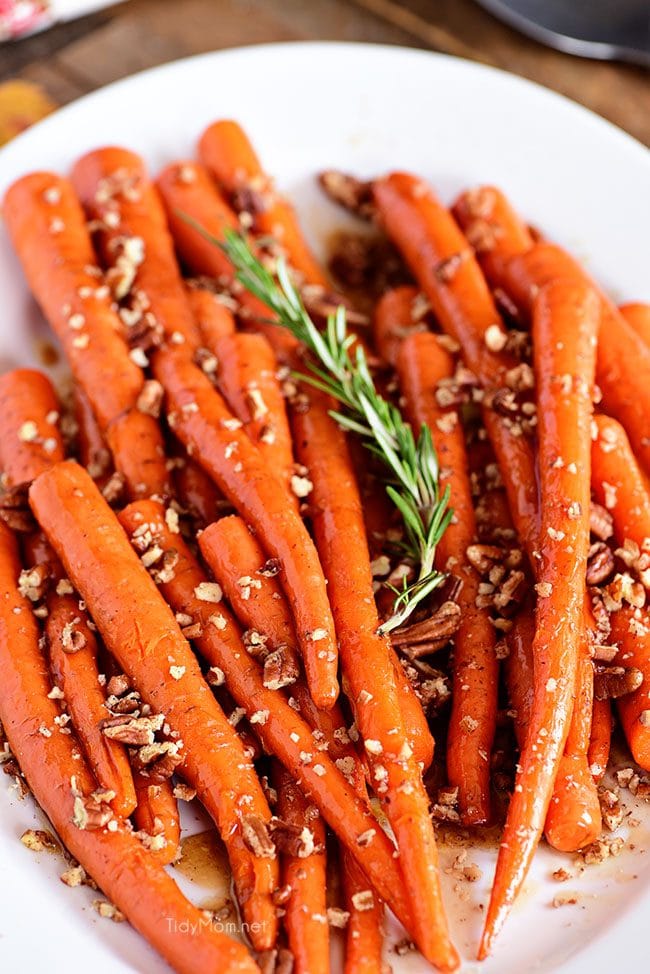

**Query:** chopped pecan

left=72, top=790, right=114, bottom=831
left=131, top=741, right=183, bottom=780
left=586, top=542, right=615, bottom=585
left=241, top=815, right=276, bottom=859
left=401, top=658, right=451, bottom=714
left=0, top=484, right=35, bottom=532
left=590, top=502, right=614, bottom=541
left=594, top=664, right=643, bottom=701
left=466, top=544, right=506, bottom=574
left=263, top=646, right=300, bottom=690
left=100, top=713, right=164, bottom=746
left=20, top=828, right=59, bottom=852
left=318, top=170, right=375, bottom=219
left=106, top=673, right=131, bottom=697
left=391, top=600, right=461, bottom=657
left=269, top=818, right=318, bottom=858
left=301, top=284, right=368, bottom=327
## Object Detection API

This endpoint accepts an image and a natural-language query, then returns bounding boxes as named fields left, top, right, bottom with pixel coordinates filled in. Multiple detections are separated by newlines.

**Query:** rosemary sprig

left=218, top=229, right=453, bottom=634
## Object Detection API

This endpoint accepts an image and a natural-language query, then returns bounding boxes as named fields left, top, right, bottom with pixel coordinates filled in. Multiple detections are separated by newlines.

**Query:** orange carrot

left=588, top=698, right=612, bottom=781
left=74, top=385, right=112, bottom=483
left=372, top=285, right=428, bottom=367
left=452, top=185, right=534, bottom=285
left=199, top=120, right=327, bottom=287
left=480, top=281, right=599, bottom=957
left=502, top=242, right=650, bottom=475
left=397, top=330, right=497, bottom=825
left=3, top=173, right=144, bottom=431
left=29, top=461, right=278, bottom=950
left=504, top=602, right=535, bottom=748
left=609, top=607, right=650, bottom=770
left=214, top=331, right=296, bottom=498
left=153, top=346, right=339, bottom=710
left=186, top=283, right=236, bottom=346
left=106, top=406, right=170, bottom=500
left=619, top=302, right=650, bottom=349
left=119, top=498, right=415, bottom=934
left=71, top=147, right=201, bottom=349
left=132, top=772, right=181, bottom=866
left=173, top=457, right=225, bottom=528
left=272, top=763, right=329, bottom=974
left=0, top=369, right=64, bottom=484
left=292, top=388, right=457, bottom=970
left=0, top=518, right=260, bottom=974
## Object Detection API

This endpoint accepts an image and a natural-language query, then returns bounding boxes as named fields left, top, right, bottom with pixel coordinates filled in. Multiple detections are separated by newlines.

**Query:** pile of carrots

left=0, top=119, right=648, bottom=974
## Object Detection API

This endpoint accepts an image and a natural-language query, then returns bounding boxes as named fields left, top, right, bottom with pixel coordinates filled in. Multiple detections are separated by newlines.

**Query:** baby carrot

left=214, top=331, right=296, bottom=498
left=619, top=302, right=650, bottom=348
left=0, top=519, right=260, bottom=974
left=397, top=330, right=498, bottom=825
left=199, top=120, right=328, bottom=287
left=502, top=242, right=650, bottom=476
left=452, top=185, right=534, bottom=285
left=609, top=607, right=650, bottom=770
left=480, top=281, right=599, bottom=958
left=173, top=457, right=225, bottom=528
left=293, top=388, right=457, bottom=971
left=588, top=698, right=612, bottom=781
left=153, top=346, right=339, bottom=710
left=372, top=285, right=427, bottom=367
left=186, top=283, right=236, bottom=345
left=71, top=147, right=201, bottom=348
left=106, top=407, right=170, bottom=500
left=74, top=386, right=112, bottom=484
left=3, top=172, right=144, bottom=431
left=118, top=499, right=415, bottom=934
left=0, top=369, right=64, bottom=484
left=272, top=763, right=329, bottom=974
left=29, top=461, right=279, bottom=950
left=132, top=772, right=181, bottom=866
left=504, top=601, right=535, bottom=748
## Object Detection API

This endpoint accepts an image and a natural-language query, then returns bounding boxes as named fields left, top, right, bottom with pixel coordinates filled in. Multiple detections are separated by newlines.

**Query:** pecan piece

left=391, top=600, right=461, bottom=658
left=0, top=484, right=35, bottom=532
left=594, top=665, right=643, bottom=701
left=263, top=646, right=299, bottom=690
left=241, top=815, right=276, bottom=859
left=590, top=502, right=614, bottom=541
left=586, top=542, right=615, bottom=585
left=100, top=713, right=164, bottom=746
left=269, top=818, right=318, bottom=858
left=318, top=170, right=375, bottom=219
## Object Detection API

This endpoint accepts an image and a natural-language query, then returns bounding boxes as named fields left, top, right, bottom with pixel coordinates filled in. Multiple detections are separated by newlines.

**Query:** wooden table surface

left=2, top=0, right=649, bottom=145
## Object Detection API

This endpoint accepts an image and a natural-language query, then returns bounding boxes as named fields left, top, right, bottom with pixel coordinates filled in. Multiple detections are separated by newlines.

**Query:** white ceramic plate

left=0, top=41, right=649, bottom=974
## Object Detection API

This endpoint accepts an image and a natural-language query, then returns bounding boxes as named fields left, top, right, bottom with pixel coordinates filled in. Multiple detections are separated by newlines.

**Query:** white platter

left=0, top=41, right=649, bottom=974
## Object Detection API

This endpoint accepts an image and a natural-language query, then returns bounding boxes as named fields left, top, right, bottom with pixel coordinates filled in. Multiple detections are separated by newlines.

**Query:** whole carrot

left=502, top=242, right=650, bottom=476
left=609, top=607, right=650, bottom=770
left=132, top=772, right=181, bottom=866
left=504, top=601, right=535, bottom=747
left=452, top=185, right=534, bottom=285
left=29, top=461, right=279, bottom=950
left=71, top=147, right=201, bottom=349
left=3, top=172, right=144, bottom=431
left=588, top=698, right=612, bottom=781
left=372, top=284, right=428, bottom=367
left=199, top=120, right=328, bottom=287
left=0, top=519, right=260, bottom=974
left=119, top=498, right=415, bottom=934
left=186, top=282, right=236, bottom=346
left=480, top=281, right=599, bottom=957
left=106, top=406, right=170, bottom=500
left=619, top=302, right=650, bottom=349
left=397, top=330, right=498, bottom=825
left=0, top=369, right=64, bottom=484
left=292, top=388, right=457, bottom=971
left=153, top=345, right=339, bottom=710
left=272, top=763, right=329, bottom=974
left=214, top=331, right=296, bottom=498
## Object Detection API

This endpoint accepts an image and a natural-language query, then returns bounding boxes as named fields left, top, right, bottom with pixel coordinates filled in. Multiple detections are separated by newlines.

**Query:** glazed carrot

left=132, top=772, right=181, bottom=866
left=452, top=185, right=534, bottom=285
left=71, top=147, right=201, bottom=348
left=199, top=120, right=327, bottom=287
left=186, top=283, right=236, bottom=346
left=106, top=407, right=170, bottom=500
left=45, top=590, right=137, bottom=819
left=591, top=414, right=650, bottom=768
left=214, top=331, right=296, bottom=497
left=200, top=515, right=299, bottom=661
left=118, top=499, right=415, bottom=934
left=0, top=519, right=259, bottom=974
left=0, top=369, right=64, bottom=484
left=153, top=346, right=339, bottom=710
left=272, top=763, right=329, bottom=974
left=480, top=281, right=599, bottom=957
left=372, top=172, right=538, bottom=555
left=74, top=386, right=112, bottom=483
left=372, top=285, right=428, bottom=367
left=292, top=389, right=457, bottom=971
left=502, top=243, right=650, bottom=475
left=3, top=173, right=144, bottom=431
left=588, top=698, right=612, bottom=781
left=173, top=457, right=225, bottom=528
left=29, top=461, right=278, bottom=950
left=397, top=331, right=497, bottom=825
left=373, top=172, right=514, bottom=389
left=609, top=607, right=650, bottom=770
left=544, top=646, right=601, bottom=852
left=504, top=602, right=535, bottom=748
left=157, top=161, right=299, bottom=363
left=619, top=302, right=650, bottom=348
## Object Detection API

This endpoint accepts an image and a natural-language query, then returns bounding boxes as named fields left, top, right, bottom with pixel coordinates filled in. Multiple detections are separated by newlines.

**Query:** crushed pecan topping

left=400, top=657, right=451, bottom=715
left=263, top=646, right=300, bottom=690
left=100, top=713, right=164, bottom=746
left=0, top=484, right=35, bottom=532
left=269, top=818, right=319, bottom=858
left=20, top=828, right=59, bottom=852
left=241, top=815, right=276, bottom=859
left=391, top=601, right=461, bottom=657
left=590, top=502, right=614, bottom=541
left=318, top=170, right=375, bottom=219
left=586, top=542, right=615, bottom=586
left=594, top=664, right=643, bottom=701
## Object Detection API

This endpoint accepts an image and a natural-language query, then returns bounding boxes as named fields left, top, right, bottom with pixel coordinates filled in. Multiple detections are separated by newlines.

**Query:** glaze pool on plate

left=0, top=41, right=649, bottom=974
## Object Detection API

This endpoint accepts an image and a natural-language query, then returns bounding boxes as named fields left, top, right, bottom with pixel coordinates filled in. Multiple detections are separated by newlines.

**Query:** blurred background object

left=474, top=0, right=650, bottom=68
left=0, top=0, right=648, bottom=146
left=0, top=0, right=121, bottom=41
